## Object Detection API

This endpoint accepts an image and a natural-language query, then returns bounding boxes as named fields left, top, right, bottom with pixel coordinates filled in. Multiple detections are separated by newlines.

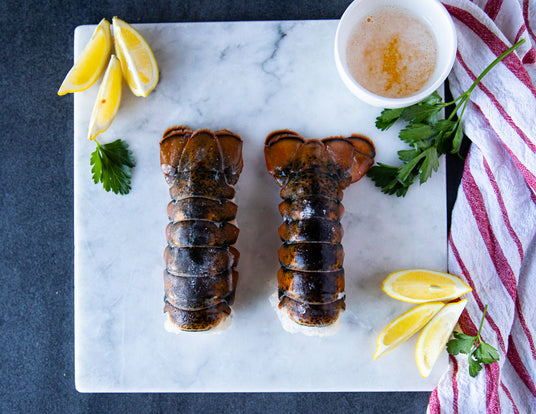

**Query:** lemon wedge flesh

left=87, top=55, right=123, bottom=140
left=112, top=17, right=159, bottom=97
left=58, top=18, right=112, bottom=95
left=416, top=299, right=468, bottom=378
left=374, top=302, right=445, bottom=360
left=382, top=269, right=472, bottom=303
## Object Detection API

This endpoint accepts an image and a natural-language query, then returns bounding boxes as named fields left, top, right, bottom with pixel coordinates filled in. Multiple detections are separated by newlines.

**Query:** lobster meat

left=264, top=130, right=375, bottom=327
left=160, top=126, right=243, bottom=331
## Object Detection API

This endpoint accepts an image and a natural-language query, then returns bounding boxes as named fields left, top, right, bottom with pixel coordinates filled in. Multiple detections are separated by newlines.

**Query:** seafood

left=160, top=126, right=243, bottom=331
left=264, top=130, right=375, bottom=327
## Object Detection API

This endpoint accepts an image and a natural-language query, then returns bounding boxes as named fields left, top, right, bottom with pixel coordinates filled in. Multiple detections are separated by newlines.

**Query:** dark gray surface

left=0, top=1, right=464, bottom=412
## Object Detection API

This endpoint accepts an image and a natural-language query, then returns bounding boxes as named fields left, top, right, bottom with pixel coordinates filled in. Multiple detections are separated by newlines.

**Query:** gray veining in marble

left=74, top=20, right=447, bottom=392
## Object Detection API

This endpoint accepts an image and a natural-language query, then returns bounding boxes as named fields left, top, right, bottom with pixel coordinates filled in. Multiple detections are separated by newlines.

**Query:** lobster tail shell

left=265, top=130, right=374, bottom=327
left=161, top=126, right=243, bottom=331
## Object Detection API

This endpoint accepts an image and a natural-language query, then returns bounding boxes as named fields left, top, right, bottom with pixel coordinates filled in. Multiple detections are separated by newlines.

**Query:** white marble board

left=74, top=20, right=447, bottom=392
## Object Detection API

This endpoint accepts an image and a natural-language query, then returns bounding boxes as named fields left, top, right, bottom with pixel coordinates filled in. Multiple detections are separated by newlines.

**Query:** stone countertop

left=0, top=0, right=465, bottom=412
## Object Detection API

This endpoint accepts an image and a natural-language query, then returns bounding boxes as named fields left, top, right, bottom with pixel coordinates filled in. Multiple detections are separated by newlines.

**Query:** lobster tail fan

left=347, top=135, right=376, bottom=183
left=178, top=130, right=224, bottom=172
left=292, top=140, right=329, bottom=172
left=264, top=130, right=304, bottom=180
left=160, top=126, right=192, bottom=183
left=216, top=130, right=244, bottom=186
left=322, top=137, right=360, bottom=188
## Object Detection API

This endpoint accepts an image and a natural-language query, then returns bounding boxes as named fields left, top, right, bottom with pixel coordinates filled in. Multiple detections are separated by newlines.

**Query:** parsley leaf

left=446, top=332, right=475, bottom=355
left=446, top=304, right=500, bottom=378
left=435, top=118, right=457, bottom=134
left=419, top=147, right=439, bottom=184
left=401, top=92, right=442, bottom=123
left=451, top=122, right=464, bottom=155
left=397, top=148, right=421, bottom=162
left=367, top=39, right=525, bottom=197
left=90, top=139, right=135, bottom=195
left=419, top=91, right=443, bottom=106
left=367, top=163, right=412, bottom=197
left=469, top=356, right=484, bottom=377
left=399, top=123, right=437, bottom=144
left=434, top=119, right=457, bottom=155
left=397, top=150, right=426, bottom=182
left=376, top=107, right=405, bottom=131
left=474, top=342, right=500, bottom=365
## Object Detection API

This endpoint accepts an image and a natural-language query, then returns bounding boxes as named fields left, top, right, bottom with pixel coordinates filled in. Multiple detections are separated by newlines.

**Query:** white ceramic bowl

left=334, top=0, right=457, bottom=108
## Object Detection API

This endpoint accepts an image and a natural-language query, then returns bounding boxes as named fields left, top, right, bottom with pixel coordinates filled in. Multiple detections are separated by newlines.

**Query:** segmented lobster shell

left=160, top=126, right=243, bottom=331
left=265, top=130, right=375, bottom=326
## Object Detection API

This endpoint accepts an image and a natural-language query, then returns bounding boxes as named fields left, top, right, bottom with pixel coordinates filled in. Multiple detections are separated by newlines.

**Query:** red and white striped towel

left=429, top=0, right=536, bottom=412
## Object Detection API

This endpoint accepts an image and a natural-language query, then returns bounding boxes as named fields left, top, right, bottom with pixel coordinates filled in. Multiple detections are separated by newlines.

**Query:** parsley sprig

left=367, top=39, right=525, bottom=197
left=90, top=138, right=135, bottom=195
left=446, top=304, right=500, bottom=377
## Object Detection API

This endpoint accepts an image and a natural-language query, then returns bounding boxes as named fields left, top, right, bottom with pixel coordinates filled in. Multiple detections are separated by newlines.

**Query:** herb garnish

left=446, top=304, right=500, bottom=377
left=367, top=39, right=525, bottom=197
left=90, top=139, right=135, bottom=195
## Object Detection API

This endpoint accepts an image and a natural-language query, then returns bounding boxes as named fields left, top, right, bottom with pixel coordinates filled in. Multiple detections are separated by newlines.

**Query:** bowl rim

left=334, top=0, right=457, bottom=108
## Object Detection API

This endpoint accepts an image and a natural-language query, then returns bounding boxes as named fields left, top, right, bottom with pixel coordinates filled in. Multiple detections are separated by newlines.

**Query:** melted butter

left=346, top=6, right=438, bottom=98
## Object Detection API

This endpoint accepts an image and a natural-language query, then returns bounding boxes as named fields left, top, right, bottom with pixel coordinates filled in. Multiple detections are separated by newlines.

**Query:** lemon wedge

left=382, top=269, right=472, bottom=303
left=373, top=302, right=445, bottom=360
left=58, top=18, right=112, bottom=95
left=416, top=299, right=468, bottom=378
left=112, top=17, right=159, bottom=97
left=87, top=55, right=123, bottom=140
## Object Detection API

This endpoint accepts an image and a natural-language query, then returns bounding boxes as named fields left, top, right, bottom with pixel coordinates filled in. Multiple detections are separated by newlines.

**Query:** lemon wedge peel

left=373, top=302, right=445, bottom=361
left=382, top=269, right=472, bottom=304
left=112, top=17, right=159, bottom=98
left=58, top=18, right=112, bottom=96
left=415, top=299, right=468, bottom=378
left=87, top=55, right=123, bottom=140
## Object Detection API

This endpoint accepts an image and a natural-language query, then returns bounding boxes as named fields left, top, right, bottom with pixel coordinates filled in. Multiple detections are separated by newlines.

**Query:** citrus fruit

left=382, top=269, right=472, bottom=303
left=87, top=54, right=123, bottom=140
left=112, top=17, right=159, bottom=97
left=415, top=299, right=468, bottom=377
left=58, top=18, right=112, bottom=95
left=373, top=302, right=445, bottom=360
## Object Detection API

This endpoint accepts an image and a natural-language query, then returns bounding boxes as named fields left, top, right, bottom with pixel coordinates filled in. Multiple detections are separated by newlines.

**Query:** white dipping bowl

left=334, top=0, right=457, bottom=108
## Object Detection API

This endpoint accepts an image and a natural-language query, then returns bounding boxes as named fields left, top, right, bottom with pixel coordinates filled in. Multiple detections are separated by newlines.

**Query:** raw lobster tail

left=265, top=130, right=375, bottom=326
left=160, top=126, right=243, bottom=331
